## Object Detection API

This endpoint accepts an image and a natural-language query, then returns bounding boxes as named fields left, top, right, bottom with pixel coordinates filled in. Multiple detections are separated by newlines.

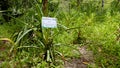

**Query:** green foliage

left=0, top=0, right=120, bottom=68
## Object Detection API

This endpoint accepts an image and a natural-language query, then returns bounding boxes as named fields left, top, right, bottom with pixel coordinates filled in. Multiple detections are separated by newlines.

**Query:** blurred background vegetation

left=0, top=0, right=120, bottom=68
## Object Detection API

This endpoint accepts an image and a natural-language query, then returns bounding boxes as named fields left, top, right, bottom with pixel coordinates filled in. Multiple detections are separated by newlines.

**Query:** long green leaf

left=0, top=38, right=15, bottom=46
left=15, top=29, right=33, bottom=45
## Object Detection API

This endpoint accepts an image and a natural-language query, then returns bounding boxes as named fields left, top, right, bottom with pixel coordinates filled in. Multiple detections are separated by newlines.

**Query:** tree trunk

left=102, top=0, right=104, bottom=8
left=77, top=0, right=80, bottom=7
left=42, top=0, right=48, bottom=16
left=77, top=0, right=83, bottom=7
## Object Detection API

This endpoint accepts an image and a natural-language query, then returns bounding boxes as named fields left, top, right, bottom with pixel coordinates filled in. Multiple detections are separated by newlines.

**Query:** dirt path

left=64, top=46, right=95, bottom=68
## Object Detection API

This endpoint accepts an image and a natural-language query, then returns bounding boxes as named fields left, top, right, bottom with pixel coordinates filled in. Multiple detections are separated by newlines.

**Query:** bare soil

left=64, top=46, right=94, bottom=68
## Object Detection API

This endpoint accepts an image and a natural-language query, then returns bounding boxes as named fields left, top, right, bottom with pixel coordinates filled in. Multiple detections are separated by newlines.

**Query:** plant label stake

left=41, top=17, right=57, bottom=62
left=42, top=17, right=57, bottom=28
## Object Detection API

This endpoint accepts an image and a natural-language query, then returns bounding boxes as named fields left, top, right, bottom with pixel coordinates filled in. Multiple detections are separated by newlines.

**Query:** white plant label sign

left=42, top=17, right=57, bottom=28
